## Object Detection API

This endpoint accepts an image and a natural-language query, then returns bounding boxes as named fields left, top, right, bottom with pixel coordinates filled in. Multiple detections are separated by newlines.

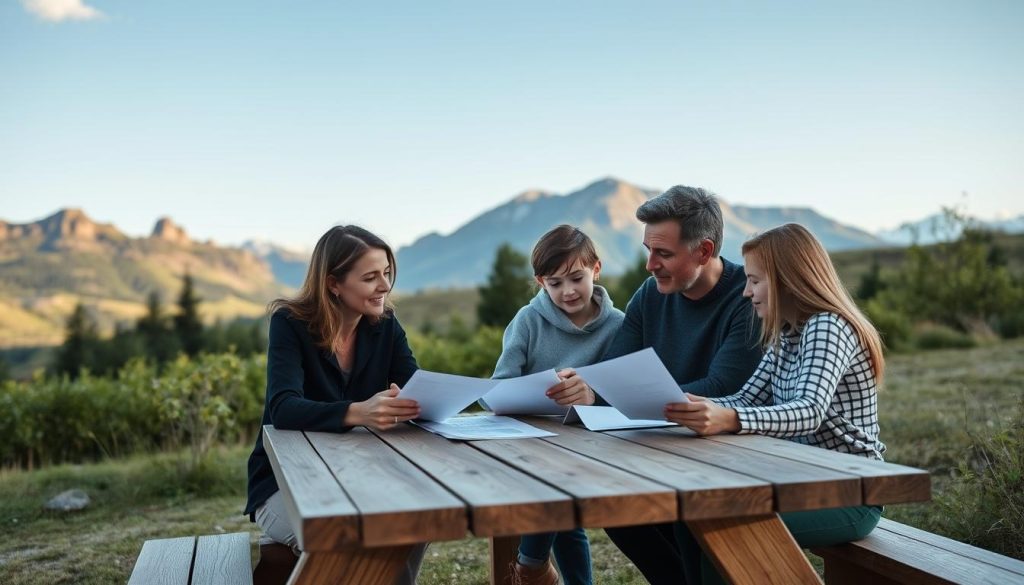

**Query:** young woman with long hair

left=244, top=225, right=424, bottom=584
left=665, top=222, right=886, bottom=584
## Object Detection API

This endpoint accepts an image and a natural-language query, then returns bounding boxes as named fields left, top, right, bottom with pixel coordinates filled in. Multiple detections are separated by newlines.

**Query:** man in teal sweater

left=601, top=185, right=762, bottom=585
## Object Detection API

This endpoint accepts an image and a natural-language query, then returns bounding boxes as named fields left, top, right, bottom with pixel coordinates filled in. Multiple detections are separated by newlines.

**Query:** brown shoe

left=508, top=559, right=559, bottom=585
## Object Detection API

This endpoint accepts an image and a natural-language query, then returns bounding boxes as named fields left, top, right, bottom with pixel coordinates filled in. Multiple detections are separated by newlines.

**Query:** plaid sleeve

left=712, top=349, right=774, bottom=408
left=732, top=314, right=859, bottom=438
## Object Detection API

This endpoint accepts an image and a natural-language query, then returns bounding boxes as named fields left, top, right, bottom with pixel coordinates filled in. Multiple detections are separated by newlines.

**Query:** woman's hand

left=665, top=393, right=740, bottom=436
left=344, top=384, right=421, bottom=430
left=546, top=368, right=596, bottom=406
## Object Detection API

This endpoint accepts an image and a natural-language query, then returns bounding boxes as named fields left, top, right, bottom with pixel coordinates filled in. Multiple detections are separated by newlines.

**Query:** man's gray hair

left=636, top=185, right=724, bottom=257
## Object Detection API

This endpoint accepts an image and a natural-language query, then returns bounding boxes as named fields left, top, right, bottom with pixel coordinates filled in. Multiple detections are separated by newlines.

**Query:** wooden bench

left=812, top=518, right=1024, bottom=584
left=127, top=532, right=253, bottom=585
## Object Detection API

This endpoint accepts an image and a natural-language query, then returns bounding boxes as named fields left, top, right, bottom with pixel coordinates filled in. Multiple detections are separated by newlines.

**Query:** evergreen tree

left=138, top=291, right=179, bottom=363
left=174, top=273, right=205, bottom=356
left=612, top=253, right=651, bottom=311
left=0, top=355, right=10, bottom=383
left=855, top=255, right=886, bottom=301
left=54, top=303, right=99, bottom=378
left=477, top=243, right=534, bottom=328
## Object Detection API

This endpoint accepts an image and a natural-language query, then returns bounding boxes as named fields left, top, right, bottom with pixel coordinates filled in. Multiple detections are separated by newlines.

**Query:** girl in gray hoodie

left=494, top=225, right=625, bottom=585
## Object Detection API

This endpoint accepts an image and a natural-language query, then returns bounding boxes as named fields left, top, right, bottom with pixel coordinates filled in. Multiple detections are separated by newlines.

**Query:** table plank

left=526, top=417, right=773, bottom=520
left=371, top=424, right=575, bottom=537
left=263, top=426, right=360, bottom=551
left=609, top=428, right=862, bottom=512
left=470, top=437, right=677, bottom=528
left=689, top=514, right=822, bottom=584
left=705, top=434, right=931, bottom=505
left=306, top=429, right=468, bottom=546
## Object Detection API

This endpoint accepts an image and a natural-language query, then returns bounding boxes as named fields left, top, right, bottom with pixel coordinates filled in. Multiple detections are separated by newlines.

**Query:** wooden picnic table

left=262, top=416, right=930, bottom=585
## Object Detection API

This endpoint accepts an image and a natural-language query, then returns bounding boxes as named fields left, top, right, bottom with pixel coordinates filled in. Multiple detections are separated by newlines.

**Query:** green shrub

left=864, top=298, right=913, bottom=352
left=932, top=399, right=1024, bottom=560
left=914, top=323, right=977, bottom=350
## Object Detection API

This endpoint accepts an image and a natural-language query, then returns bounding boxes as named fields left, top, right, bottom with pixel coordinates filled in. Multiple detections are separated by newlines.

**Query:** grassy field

left=1, top=339, right=1022, bottom=584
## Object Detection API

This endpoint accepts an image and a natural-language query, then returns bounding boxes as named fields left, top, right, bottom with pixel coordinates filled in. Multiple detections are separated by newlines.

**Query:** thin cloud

left=21, top=0, right=104, bottom=22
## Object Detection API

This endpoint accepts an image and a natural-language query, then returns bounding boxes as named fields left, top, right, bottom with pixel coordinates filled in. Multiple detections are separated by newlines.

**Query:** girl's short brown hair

left=531, top=225, right=599, bottom=277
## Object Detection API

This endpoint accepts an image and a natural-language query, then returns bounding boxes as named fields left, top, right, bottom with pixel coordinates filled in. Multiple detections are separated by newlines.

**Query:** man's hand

left=344, top=383, right=421, bottom=430
left=665, top=393, right=740, bottom=436
left=546, top=368, right=596, bottom=406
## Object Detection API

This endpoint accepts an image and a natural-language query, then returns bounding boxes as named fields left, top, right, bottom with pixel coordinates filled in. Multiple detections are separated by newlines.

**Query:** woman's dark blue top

left=244, top=308, right=418, bottom=517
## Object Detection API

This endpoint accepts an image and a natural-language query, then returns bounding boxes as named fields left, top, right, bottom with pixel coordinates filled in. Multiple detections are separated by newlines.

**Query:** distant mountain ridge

left=394, top=177, right=884, bottom=291
left=875, top=212, right=1024, bottom=246
left=0, top=209, right=288, bottom=348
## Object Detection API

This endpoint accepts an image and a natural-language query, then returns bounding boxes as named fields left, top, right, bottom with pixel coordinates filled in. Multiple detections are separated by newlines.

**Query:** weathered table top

left=263, top=417, right=929, bottom=585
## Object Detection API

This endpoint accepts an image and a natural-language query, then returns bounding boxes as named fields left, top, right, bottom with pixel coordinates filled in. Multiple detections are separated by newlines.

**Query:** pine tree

left=174, top=273, right=205, bottom=356
left=54, top=303, right=99, bottom=378
left=612, top=252, right=651, bottom=311
left=138, top=291, right=180, bottom=363
left=477, top=243, right=534, bottom=328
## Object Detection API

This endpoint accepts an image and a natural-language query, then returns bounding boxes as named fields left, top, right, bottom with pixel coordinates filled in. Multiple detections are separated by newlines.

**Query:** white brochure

left=480, top=369, right=566, bottom=415
left=396, top=370, right=499, bottom=422
left=412, top=415, right=556, bottom=440
left=574, top=347, right=688, bottom=420
left=563, top=405, right=676, bottom=431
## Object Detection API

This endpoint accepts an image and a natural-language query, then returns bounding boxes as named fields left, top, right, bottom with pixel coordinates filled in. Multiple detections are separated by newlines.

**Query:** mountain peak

left=151, top=217, right=190, bottom=244
left=512, top=189, right=554, bottom=203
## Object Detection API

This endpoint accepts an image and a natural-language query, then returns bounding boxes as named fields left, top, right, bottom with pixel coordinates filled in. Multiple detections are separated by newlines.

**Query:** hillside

left=0, top=209, right=289, bottom=348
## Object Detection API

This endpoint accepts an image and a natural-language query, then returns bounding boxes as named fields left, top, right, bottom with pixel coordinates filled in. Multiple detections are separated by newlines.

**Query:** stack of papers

left=396, top=348, right=688, bottom=438
left=411, top=415, right=556, bottom=440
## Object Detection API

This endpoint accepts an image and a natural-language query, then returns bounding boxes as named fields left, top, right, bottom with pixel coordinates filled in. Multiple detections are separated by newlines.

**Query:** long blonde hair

left=269, top=225, right=396, bottom=353
left=742, top=223, right=885, bottom=383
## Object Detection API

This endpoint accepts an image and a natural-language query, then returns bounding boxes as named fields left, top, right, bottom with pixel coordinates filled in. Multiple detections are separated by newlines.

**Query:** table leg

left=687, top=514, right=822, bottom=585
left=489, top=535, right=519, bottom=585
left=286, top=544, right=415, bottom=585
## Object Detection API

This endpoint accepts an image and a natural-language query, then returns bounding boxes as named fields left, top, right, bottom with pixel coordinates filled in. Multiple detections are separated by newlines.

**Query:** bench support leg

left=489, top=536, right=520, bottom=585
left=286, top=544, right=415, bottom=585
left=815, top=553, right=901, bottom=585
left=688, top=513, right=822, bottom=585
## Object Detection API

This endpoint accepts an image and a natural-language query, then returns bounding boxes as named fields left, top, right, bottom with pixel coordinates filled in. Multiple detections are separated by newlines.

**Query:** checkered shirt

left=713, top=312, right=886, bottom=460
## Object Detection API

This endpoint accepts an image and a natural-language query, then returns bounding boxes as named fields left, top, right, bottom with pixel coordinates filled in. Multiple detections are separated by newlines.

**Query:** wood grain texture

left=371, top=424, right=575, bottom=537
left=262, top=426, right=360, bottom=551
left=812, top=519, right=1024, bottom=585
left=307, top=428, right=467, bottom=546
left=127, top=536, right=195, bottom=585
left=706, top=434, right=932, bottom=505
left=470, top=437, right=677, bottom=529
left=688, top=514, right=822, bottom=585
left=286, top=545, right=415, bottom=585
left=489, top=536, right=519, bottom=585
left=192, top=532, right=253, bottom=585
left=611, top=428, right=861, bottom=512
left=527, top=416, right=773, bottom=520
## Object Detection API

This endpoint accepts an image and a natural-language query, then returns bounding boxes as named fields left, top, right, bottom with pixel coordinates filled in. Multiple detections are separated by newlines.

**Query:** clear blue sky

left=2, top=0, right=1022, bottom=250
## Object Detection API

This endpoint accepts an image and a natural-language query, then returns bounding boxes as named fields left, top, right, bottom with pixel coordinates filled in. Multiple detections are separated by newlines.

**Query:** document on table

left=397, top=370, right=499, bottom=422
left=575, top=347, right=687, bottom=420
left=412, top=415, right=556, bottom=440
left=480, top=369, right=566, bottom=415
left=563, top=405, right=676, bottom=431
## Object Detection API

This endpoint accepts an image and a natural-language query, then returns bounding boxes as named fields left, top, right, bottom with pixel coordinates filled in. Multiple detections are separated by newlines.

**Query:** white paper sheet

left=396, top=370, right=499, bottom=422
left=574, top=348, right=688, bottom=420
left=563, top=405, right=676, bottom=431
left=480, top=369, right=566, bottom=415
left=412, top=415, right=556, bottom=440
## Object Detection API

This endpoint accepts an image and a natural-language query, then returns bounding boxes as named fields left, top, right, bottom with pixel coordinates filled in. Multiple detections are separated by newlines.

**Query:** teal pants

left=675, top=505, right=882, bottom=585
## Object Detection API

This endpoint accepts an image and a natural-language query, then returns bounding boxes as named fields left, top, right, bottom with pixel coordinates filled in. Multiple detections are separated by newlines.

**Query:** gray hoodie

left=492, top=285, right=625, bottom=379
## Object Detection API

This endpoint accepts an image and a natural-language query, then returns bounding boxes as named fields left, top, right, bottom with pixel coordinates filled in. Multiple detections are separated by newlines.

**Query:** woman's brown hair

left=269, top=225, right=396, bottom=353
left=742, top=223, right=885, bottom=384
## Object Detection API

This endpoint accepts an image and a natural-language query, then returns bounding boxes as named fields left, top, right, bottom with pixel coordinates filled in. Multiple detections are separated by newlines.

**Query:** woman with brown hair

left=666, top=222, right=886, bottom=584
left=244, top=225, right=424, bottom=584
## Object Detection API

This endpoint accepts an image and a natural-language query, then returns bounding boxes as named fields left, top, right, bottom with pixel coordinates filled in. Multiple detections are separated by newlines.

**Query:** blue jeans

left=519, top=528, right=592, bottom=585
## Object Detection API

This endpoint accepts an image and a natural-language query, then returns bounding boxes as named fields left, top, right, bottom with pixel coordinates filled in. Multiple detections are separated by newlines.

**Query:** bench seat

left=812, top=518, right=1024, bottom=585
left=128, top=532, right=253, bottom=585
